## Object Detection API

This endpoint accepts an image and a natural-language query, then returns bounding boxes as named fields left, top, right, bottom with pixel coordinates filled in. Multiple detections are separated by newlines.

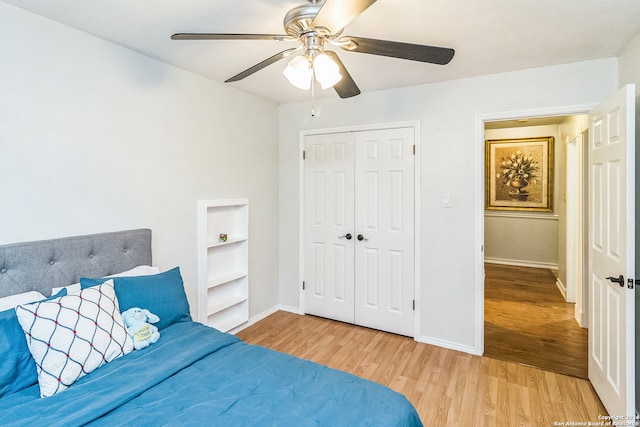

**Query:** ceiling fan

left=171, top=0, right=455, bottom=98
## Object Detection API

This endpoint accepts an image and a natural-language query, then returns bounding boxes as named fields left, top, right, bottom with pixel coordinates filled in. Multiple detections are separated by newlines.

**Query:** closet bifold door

left=303, top=126, right=416, bottom=337
left=353, top=128, right=415, bottom=337
left=303, top=132, right=356, bottom=323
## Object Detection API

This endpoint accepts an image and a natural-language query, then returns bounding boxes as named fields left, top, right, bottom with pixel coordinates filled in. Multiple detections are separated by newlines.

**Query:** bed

left=0, top=229, right=422, bottom=426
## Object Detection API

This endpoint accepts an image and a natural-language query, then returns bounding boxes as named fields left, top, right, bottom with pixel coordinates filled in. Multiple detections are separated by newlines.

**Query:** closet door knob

left=357, top=234, right=369, bottom=242
left=339, top=233, right=353, bottom=240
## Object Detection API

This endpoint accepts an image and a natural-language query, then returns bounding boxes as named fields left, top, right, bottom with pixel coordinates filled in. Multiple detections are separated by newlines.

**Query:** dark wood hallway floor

left=484, top=263, right=588, bottom=379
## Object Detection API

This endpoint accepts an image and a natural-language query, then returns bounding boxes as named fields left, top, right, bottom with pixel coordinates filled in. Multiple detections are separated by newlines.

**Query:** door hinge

left=302, top=281, right=306, bottom=290
left=412, top=299, right=415, bottom=311
left=302, top=150, right=306, bottom=160
left=628, top=278, right=635, bottom=289
left=413, top=145, right=416, bottom=155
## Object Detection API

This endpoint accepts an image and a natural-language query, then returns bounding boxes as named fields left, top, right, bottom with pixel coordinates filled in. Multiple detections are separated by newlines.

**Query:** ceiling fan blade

left=225, top=48, right=299, bottom=83
left=171, top=33, right=292, bottom=41
left=340, top=36, right=455, bottom=65
left=311, top=0, right=377, bottom=34
left=325, top=51, right=360, bottom=98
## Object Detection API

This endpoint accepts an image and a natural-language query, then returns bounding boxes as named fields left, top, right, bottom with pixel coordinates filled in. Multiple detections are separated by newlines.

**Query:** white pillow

left=0, top=291, right=46, bottom=312
left=51, top=265, right=161, bottom=296
left=107, top=265, right=160, bottom=278
left=15, top=280, right=133, bottom=397
left=51, top=283, right=81, bottom=296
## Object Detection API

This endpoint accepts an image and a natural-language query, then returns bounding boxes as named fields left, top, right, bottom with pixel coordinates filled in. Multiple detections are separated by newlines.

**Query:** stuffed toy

left=121, top=307, right=160, bottom=350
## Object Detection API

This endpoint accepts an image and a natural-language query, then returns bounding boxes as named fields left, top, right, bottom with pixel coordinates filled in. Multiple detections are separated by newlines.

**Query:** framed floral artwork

left=485, top=136, right=554, bottom=212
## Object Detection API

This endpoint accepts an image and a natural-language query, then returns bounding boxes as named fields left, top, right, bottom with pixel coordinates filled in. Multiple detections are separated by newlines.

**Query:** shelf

left=208, top=272, right=247, bottom=289
left=207, top=237, right=247, bottom=248
left=198, top=199, right=249, bottom=334
left=207, top=310, right=247, bottom=333
left=208, top=294, right=247, bottom=315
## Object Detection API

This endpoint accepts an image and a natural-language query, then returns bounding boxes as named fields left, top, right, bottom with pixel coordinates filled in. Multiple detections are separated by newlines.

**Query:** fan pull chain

left=310, top=69, right=316, bottom=117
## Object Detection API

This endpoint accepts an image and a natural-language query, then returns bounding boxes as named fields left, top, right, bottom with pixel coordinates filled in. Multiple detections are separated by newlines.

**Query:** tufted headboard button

left=0, top=268, right=6, bottom=274
left=49, top=260, right=55, bottom=265
left=89, top=254, right=94, bottom=258
left=123, top=248, right=128, bottom=253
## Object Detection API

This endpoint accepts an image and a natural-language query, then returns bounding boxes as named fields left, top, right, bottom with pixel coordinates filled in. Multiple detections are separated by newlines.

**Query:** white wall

left=484, top=125, right=561, bottom=269
left=279, top=58, right=618, bottom=352
left=620, top=30, right=640, bottom=96
left=0, top=3, right=280, bottom=321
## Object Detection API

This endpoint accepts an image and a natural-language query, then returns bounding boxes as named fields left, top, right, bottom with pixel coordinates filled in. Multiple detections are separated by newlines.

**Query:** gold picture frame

left=485, top=137, right=554, bottom=212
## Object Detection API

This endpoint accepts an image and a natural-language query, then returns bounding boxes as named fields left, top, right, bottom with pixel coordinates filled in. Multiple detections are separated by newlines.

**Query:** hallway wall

left=484, top=125, right=561, bottom=269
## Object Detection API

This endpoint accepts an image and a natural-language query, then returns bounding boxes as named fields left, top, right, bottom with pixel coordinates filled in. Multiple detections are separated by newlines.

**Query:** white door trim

left=566, top=132, right=588, bottom=324
left=298, top=120, right=421, bottom=338
left=474, top=103, right=597, bottom=355
left=566, top=136, right=578, bottom=304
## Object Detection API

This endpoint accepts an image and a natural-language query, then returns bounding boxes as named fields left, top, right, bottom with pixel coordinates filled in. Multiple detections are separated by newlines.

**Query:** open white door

left=588, top=84, right=636, bottom=417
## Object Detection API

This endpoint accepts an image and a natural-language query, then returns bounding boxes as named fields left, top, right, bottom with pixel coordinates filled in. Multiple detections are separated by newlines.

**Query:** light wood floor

left=237, top=311, right=606, bottom=426
left=484, top=263, right=588, bottom=379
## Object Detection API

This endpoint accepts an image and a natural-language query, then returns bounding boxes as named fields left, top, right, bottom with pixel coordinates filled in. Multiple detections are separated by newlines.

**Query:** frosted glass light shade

left=283, top=56, right=312, bottom=90
left=313, top=53, right=342, bottom=89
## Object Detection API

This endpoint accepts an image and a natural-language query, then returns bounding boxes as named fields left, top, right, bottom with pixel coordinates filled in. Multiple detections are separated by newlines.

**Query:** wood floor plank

left=237, top=311, right=606, bottom=426
left=484, top=263, right=588, bottom=379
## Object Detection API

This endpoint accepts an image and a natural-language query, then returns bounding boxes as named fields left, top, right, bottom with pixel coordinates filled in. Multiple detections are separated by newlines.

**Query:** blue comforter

left=0, top=322, right=422, bottom=426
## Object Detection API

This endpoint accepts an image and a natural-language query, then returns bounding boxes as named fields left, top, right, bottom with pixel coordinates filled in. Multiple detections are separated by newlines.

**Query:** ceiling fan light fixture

left=173, top=0, right=456, bottom=99
left=283, top=55, right=313, bottom=89
left=313, top=53, right=342, bottom=89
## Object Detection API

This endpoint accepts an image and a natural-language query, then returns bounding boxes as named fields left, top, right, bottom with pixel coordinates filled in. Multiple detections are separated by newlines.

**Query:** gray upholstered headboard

left=0, top=229, right=152, bottom=298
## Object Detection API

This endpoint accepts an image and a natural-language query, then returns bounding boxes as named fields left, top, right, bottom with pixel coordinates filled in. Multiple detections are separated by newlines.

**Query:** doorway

left=476, top=87, right=636, bottom=416
left=482, top=113, right=590, bottom=377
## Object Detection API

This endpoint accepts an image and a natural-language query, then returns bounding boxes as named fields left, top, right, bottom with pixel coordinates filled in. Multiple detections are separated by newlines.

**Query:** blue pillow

left=0, top=289, right=66, bottom=397
left=80, top=267, right=191, bottom=330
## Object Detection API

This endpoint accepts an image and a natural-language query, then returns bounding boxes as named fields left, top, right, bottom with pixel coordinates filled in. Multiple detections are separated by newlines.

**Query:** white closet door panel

left=363, top=171, right=379, bottom=230
left=363, top=247, right=379, bottom=307
left=304, top=133, right=355, bottom=323
left=354, top=128, right=415, bottom=336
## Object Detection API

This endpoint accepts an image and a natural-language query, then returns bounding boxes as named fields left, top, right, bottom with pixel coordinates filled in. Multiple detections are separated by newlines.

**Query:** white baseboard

left=484, top=257, right=558, bottom=270
left=278, top=304, right=304, bottom=315
left=555, top=277, right=567, bottom=299
left=415, top=335, right=481, bottom=356
left=228, top=305, right=280, bottom=334
left=575, top=305, right=587, bottom=328
left=228, top=305, right=303, bottom=334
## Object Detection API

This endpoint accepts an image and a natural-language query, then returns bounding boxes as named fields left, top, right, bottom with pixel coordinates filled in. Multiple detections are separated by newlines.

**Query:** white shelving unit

left=197, top=199, right=249, bottom=333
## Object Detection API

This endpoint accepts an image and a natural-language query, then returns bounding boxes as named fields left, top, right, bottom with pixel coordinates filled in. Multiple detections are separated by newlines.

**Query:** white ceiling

left=5, top=0, right=640, bottom=104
